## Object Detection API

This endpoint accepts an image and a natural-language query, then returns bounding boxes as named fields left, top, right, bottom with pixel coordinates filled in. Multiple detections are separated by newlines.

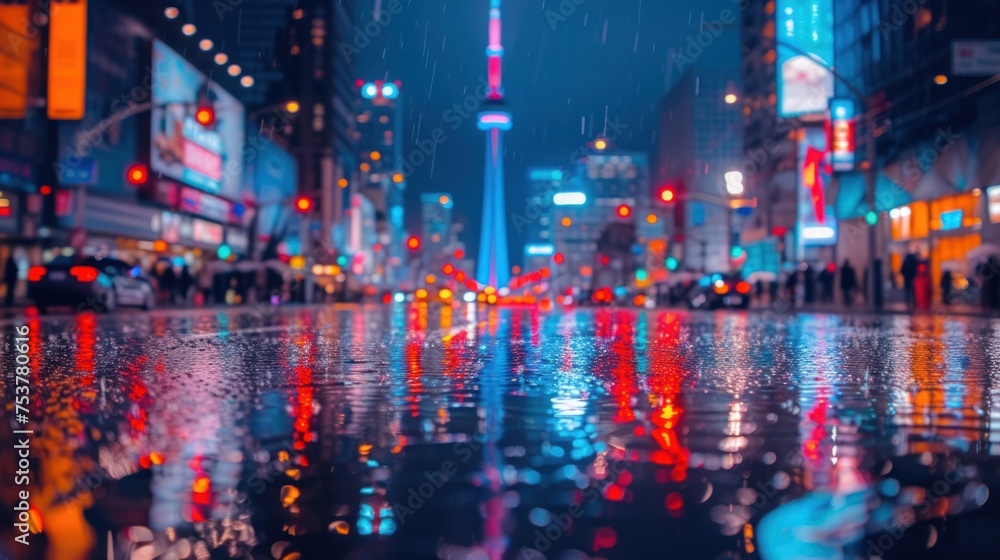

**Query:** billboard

left=151, top=41, right=244, bottom=201
left=797, top=126, right=837, bottom=248
left=56, top=6, right=146, bottom=193
left=247, top=135, right=298, bottom=240
left=952, top=40, right=1000, bottom=77
left=47, top=0, right=88, bottom=120
left=776, top=0, right=834, bottom=118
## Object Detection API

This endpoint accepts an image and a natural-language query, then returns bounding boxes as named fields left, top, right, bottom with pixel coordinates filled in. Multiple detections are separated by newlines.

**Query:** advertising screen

left=797, top=126, right=837, bottom=249
left=151, top=41, right=244, bottom=200
left=776, top=0, right=834, bottom=118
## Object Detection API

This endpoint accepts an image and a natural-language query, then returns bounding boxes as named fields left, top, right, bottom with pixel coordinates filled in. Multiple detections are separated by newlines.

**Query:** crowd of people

left=752, top=251, right=1000, bottom=312
left=146, top=259, right=299, bottom=307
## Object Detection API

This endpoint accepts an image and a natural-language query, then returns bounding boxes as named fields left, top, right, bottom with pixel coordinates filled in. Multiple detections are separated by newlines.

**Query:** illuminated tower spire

left=475, top=0, right=512, bottom=289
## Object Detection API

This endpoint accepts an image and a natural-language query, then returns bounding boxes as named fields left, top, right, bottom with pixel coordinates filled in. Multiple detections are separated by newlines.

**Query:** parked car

left=28, top=256, right=155, bottom=313
left=688, top=272, right=752, bottom=310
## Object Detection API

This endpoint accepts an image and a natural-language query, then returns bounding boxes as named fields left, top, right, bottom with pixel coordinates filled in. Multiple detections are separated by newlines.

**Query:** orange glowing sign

left=0, top=4, right=37, bottom=119
left=48, top=0, right=88, bottom=120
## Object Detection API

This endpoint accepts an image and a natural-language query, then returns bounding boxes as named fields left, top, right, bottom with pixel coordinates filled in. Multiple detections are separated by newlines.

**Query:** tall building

left=831, top=0, right=1000, bottom=300
left=738, top=0, right=806, bottom=275
left=191, top=0, right=296, bottom=106
left=356, top=79, right=405, bottom=288
left=475, top=0, right=513, bottom=289
left=521, top=167, right=567, bottom=250
left=420, top=192, right=454, bottom=280
left=656, top=56, right=744, bottom=273
left=551, top=146, right=650, bottom=295
left=271, top=0, right=358, bottom=258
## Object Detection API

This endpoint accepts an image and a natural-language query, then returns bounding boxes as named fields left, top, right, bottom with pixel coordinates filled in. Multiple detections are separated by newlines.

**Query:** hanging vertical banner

left=0, top=2, right=36, bottom=119
left=47, top=0, right=88, bottom=120
left=829, top=98, right=856, bottom=172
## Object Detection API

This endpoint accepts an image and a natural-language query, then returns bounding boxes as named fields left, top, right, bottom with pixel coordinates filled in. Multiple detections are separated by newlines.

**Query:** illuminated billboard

left=797, top=126, right=837, bottom=248
left=151, top=41, right=244, bottom=200
left=776, top=0, right=834, bottom=118
left=829, top=99, right=856, bottom=171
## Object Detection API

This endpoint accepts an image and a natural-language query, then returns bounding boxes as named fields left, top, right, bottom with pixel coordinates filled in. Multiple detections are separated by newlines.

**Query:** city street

left=2, top=304, right=999, bottom=559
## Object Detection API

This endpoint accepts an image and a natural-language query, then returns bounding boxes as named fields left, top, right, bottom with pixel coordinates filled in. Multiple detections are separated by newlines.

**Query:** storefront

left=886, top=191, right=983, bottom=300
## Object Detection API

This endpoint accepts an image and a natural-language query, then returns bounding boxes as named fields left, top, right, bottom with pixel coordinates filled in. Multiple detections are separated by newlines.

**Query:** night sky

left=356, top=0, right=740, bottom=263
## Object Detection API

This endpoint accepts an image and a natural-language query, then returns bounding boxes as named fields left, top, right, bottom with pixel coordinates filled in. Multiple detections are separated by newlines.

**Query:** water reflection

left=0, top=307, right=999, bottom=559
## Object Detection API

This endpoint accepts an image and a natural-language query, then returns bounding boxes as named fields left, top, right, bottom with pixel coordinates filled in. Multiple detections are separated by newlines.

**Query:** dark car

left=688, top=272, right=752, bottom=310
left=28, top=256, right=155, bottom=313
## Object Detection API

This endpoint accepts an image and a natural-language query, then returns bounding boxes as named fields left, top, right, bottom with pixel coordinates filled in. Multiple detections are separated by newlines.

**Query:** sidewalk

left=748, top=300, right=999, bottom=318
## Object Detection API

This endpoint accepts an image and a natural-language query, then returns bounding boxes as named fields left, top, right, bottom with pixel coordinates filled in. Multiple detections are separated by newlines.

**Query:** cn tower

left=475, top=0, right=512, bottom=289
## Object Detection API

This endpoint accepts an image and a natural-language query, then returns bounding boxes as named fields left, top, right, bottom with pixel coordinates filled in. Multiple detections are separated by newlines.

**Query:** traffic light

left=195, top=105, right=215, bottom=126
left=665, top=256, right=679, bottom=271
left=616, top=204, right=632, bottom=218
left=659, top=186, right=676, bottom=203
left=865, top=210, right=879, bottom=225
left=406, top=236, right=421, bottom=251
left=294, top=196, right=313, bottom=213
left=730, top=246, right=744, bottom=259
left=126, top=164, right=148, bottom=186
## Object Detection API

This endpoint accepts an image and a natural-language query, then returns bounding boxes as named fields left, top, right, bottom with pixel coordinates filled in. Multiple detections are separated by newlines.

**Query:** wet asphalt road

left=2, top=303, right=1000, bottom=560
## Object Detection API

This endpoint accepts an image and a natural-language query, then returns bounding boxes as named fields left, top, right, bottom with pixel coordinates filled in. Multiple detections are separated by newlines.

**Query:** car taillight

left=713, top=283, right=730, bottom=295
left=28, top=266, right=46, bottom=282
left=69, top=266, right=99, bottom=283
left=736, top=281, right=751, bottom=294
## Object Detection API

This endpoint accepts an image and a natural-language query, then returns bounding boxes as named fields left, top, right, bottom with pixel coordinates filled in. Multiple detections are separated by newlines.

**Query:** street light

left=724, top=171, right=744, bottom=196
left=724, top=93, right=738, bottom=104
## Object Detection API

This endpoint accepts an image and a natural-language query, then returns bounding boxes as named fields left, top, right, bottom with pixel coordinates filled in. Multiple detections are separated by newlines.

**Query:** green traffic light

left=217, top=244, right=232, bottom=260
left=730, top=246, right=743, bottom=259
left=636, top=268, right=648, bottom=281
left=865, top=210, right=878, bottom=225
left=665, top=257, right=679, bottom=271
left=337, top=255, right=348, bottom=266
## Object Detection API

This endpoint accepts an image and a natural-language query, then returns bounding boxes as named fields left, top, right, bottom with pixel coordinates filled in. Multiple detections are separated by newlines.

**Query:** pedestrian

left=785, top=270, right=798, bottom=307
left=840, top=259, right=858, bottom=307
left=160, top=263, right=177, bottom=305
left=901, top=251, right=919, bottom=310
left=755, top=279, right=764, bottom=303
left=197, top=263, right=213, bottom=305
left=803, top=263, right=816, bottom=305
left=940, top=269, right=953, bottom=306
left=818, top=265, right=834, bottom=304
left=986, top=255, right=1000, bottom=311
left=4, top=252, right=18, bottom=307
left=178, top=265, right=193, bottom=305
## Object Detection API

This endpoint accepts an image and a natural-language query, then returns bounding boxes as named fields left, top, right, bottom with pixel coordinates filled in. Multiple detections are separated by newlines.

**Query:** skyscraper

left=475, top=0, right=512, bottom=289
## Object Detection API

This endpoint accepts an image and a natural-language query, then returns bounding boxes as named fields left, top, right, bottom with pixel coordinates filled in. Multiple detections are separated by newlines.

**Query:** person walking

left=803, top=263, right=816, bottom=305
left=197, top=264, right=214, bottom=306
left=785, top=269, right=798, bottom=308
left=178, top=264, right=193, bottom=306
left=840, top=260, right=858, bottom=307
left=940, top=270, right=953, bottom=306
left=900, top=251, right=919, bottom=310
left=4, top=253, right=18, bottom=307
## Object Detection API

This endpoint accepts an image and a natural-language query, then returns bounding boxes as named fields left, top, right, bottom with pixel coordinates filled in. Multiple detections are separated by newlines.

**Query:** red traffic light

left=406, top=236, right=421, bottom=250
left=616, top=204, right=632, bottom=218
left=294, top=196, right=313, bottom=213
left=659, top=187, right=676, bottom=203
left=126, top=164, right=148, bottom=185
left=195, top=106, right=215, bottom=126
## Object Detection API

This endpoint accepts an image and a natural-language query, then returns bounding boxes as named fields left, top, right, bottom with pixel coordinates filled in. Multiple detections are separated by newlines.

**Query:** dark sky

left=356, top=0, right=740, bottom=264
